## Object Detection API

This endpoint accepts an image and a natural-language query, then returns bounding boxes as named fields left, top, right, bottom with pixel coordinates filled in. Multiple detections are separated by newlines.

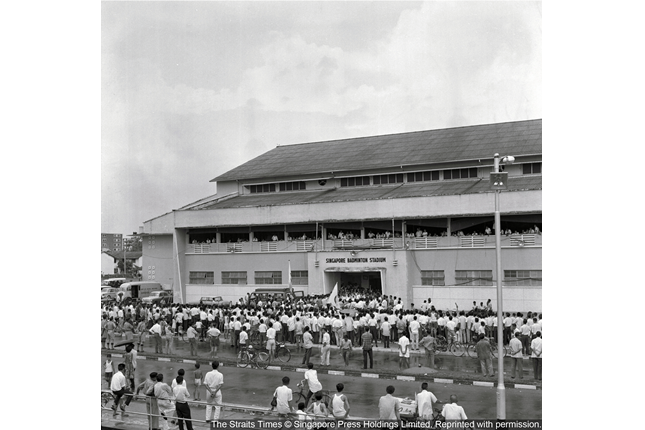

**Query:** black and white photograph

left=99, top=1, right=544, bottom=428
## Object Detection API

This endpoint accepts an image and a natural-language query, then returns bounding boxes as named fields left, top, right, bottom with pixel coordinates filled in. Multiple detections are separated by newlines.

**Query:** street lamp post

left=491, top=153, right=514, bottom=421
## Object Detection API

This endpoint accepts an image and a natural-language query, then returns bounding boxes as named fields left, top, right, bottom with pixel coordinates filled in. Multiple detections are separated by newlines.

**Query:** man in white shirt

left=398, top=334, right=410, bottom=369
left=509, top=332, right=524, bottom=379
left=206, top=325, right=221, bottom=358
left=266, top=325, right=277, bottom=361
left=149, top=320, right=163, bottom=354
left=409, top=316, right=420, bottom=351
left=110, top=363, right=129, bottom=413
left=303, top=363, right=323, bottom=406
left=416, top=382, right=438, bottom=420
left=173, top=375, right=194, bottom=430
left=441, top=395, right=467, bottom=420
left=273, top=376, right=294, bottom=415
left=187, top=324, right=198, bottom=356
left=445, top=316, right=457, bottom=345
left=204, top=361, right=224, bottom=422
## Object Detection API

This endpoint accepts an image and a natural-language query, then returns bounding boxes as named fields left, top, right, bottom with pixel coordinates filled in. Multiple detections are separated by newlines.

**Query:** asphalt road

left=103, top=353, right=541, bottom=420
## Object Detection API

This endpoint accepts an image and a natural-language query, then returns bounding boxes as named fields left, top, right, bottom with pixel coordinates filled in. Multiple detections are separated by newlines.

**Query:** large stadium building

left=141, top=119, right=542, bottom=311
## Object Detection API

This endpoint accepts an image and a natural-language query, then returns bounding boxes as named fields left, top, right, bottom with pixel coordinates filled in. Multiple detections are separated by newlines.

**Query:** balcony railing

left=186, top=234, right=541, bottom=254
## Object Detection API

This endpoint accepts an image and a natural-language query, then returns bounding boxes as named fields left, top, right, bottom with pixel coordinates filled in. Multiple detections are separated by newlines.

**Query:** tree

left=124, top=235, right=142, bottom=252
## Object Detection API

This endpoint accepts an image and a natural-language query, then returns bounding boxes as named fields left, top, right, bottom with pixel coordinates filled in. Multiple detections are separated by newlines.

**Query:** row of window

left=421, top=270, right=542, bottom=286
left=190, top=271, right=309, bottom=285
left=245, top=163, right=542, bottom=193
left=248, top=181, right=306, bottom=194
left=189, top=269, right=541, bottom=286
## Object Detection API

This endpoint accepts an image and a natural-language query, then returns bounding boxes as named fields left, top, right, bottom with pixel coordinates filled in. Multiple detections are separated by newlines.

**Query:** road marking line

left=111, top=354, right=123, bottom=358
left=158, top=357, right=171, bottom=362
left=328, top=370, right=345, bottom=376
left=514, top=384, right=537, bottom=390
left=182, top=359, right=197, bottom=364
left=396, top=376, right=416, bottom=381
left=361, top=373, right=379, bottom=378
left=434, top=378, right=453, bottom=384
left=473, top=381, right=495, bottom=387
left=267, top=366, right=281, bottom=371
left=295, top=368, right=308, bottom=372
left=137, top=356, right=147, bottom=360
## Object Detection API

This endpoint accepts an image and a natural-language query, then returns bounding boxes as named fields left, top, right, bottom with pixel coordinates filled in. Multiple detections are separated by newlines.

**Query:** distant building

left=109, top=250, right=143, bottom=276
left=142, top=119, right=542, bottom=311
left=101, top=233, right=123, bottom=252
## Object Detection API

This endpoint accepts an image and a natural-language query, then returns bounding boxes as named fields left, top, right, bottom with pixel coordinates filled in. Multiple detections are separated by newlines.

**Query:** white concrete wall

left=412, top=285, right=542, bottom=313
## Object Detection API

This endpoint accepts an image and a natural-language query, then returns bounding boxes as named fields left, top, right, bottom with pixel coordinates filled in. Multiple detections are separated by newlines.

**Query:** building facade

left=142, top=119, right=542, bottom=311
left=101, top=233, right=123, bottom=252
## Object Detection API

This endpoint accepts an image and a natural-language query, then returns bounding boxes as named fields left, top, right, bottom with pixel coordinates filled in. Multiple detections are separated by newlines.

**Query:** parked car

left=199, top=296, right=232, bottom=307
left=101, top=287, right=121, bottom=301
left=141, top=290, right=173, bottom=306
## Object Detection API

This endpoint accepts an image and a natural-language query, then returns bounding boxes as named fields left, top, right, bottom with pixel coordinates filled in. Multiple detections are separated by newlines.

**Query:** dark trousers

left=383, top=335, right=390, bottom=348
left=175, top=401, right=194, bottom=430
left=112, top=388, right=132, bottom=409
left=531, top=357, right=542, bottom=380
left=521, top=335, right=530, bottom=355
left=363, top=349, right=373, bottom=369
left=302, top=348, right=312, bottom=364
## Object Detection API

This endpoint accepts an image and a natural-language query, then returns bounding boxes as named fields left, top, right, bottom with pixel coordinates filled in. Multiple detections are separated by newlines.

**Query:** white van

left=119, top=281, right=168, bottom=301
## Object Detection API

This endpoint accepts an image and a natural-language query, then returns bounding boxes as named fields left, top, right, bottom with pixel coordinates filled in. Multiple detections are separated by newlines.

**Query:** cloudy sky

left=102, top=1, right=542, bottom=235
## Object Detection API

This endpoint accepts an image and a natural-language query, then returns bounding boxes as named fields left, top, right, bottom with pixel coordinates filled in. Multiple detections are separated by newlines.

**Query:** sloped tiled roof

left=200, top=176, right=541, bottom=210
left=212, top=119, right=541, bottom=182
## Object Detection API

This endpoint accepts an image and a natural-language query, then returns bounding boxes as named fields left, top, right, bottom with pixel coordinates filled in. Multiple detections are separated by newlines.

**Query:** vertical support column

left=216, top=232, right=221, bottom=244
left=447, top=217, right=452, bottom=236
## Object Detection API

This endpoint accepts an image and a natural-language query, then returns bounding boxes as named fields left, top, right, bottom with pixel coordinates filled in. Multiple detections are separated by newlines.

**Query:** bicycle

left=101, top=390, right=114, bottom=408
left=291, top=381, right=332, bottom=411
left=236, top=345, right=270, bottom=369
left=434, top=335, right=465, bottom=357
left=466, top=339, right=508, bottom=358
left=274, top=342, right=291, bottom=363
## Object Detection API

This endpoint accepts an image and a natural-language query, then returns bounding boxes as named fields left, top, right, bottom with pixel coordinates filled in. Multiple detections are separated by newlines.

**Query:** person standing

left=302, top=327, right=313, bottom=365
left=193, top=363, right=204, bottom=402
left=123, top=344, right=137, bottom=409
left=105, top=317, right=117, bottom=349
left=320, top=328, right=331, bottom=366
left=381, top=316, right=391, bottom=349
left=409, top=316, right=420, bottom=351
left=509, top=332, right=524, bottom=379
left=419, top=332, right=436, bottom=368
left=339, top=335, right=352, bottom=367
left=416, top=382, right=438, bottom=420
left=361, top=327, right=374, bottom=369
left=378, top=386, right=401, bottom=420
left=520, top=319, right=531, bottom=356
left=441, top=395, right=467, bottom=421
left=273, top=376, right=294, bottom=416
left=530, top=331, right=542, bottom=381
left=204, top=361, right=224, bottom=423
left=135, top=319, right=147, bottom=352
left=104, top=354, right=114, bottom=389
left=173, top=375, right=194, bottom=430
left=331, top=383, right=350, bottom=419
left=398, top=333, right=410, bottom=369
left=163, top=320, right=174, bottom=355
left=149, top=319, right=163, bottom=354
left=187, top=324, right=198, bottom=356
left=206, top=324, right=221, bottom=358
left=475, top=335, right=494, bottom=377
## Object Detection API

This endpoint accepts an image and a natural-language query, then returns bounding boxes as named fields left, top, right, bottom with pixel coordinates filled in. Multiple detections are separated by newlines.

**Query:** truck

left=118, top=281, right=169, bottom=304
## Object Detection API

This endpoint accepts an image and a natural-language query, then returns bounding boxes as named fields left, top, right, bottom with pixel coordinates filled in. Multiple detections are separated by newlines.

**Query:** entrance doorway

left=325, top=270, right=383, bottom=296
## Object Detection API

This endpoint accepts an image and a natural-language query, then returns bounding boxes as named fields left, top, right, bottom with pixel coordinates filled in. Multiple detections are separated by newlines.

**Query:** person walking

left=302, top=327, right=313, bottom=365
left=153, top=373, right=174, bottom=430
left=475, top=335, right=494, bottom=377
left=378, top=386, right=401, bottom=420
left=509, top=332, right=524, bottom=379
left=273, top=376, right=294, bottom=416
left=136, top=372, right=159, bottom=430
left=361, top=327, right=374, bottom=369
left=331, top=383, right=350, bottom=420
left=441, top=395, right=467, bottom=421
left=110, top=363, right=129, bottom=415
left=173, top=375, right=194, bottom=430
left=320, top=328, right=331, bottom=366
left=204, top=361, right=224, bottom=423
left=415, top=382, right=438, bottom=420
left=530, top=331, right=542, bottom=381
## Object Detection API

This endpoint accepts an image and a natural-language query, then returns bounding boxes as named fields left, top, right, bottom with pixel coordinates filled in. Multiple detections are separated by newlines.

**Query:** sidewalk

left=103, top=333, right=541, bottom=390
